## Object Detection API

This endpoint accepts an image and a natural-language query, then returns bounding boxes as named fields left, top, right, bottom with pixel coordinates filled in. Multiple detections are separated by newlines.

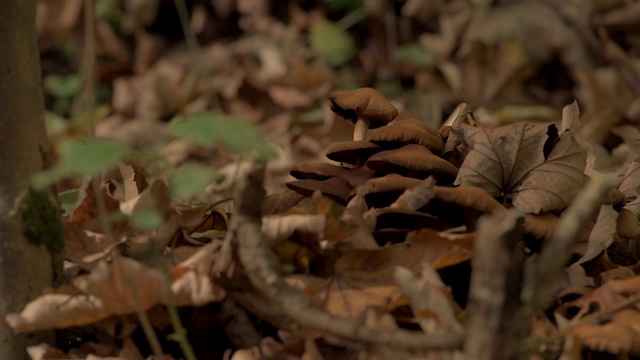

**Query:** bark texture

left=0, top=0, right=56, bottom=358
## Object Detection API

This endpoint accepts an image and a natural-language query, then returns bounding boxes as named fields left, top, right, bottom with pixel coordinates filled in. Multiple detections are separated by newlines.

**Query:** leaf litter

left=15, top=0, right=640, bottom=358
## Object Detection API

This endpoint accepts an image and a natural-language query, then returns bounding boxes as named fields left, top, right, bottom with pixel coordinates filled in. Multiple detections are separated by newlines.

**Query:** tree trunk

left=0, top=0, right=59, bottom=358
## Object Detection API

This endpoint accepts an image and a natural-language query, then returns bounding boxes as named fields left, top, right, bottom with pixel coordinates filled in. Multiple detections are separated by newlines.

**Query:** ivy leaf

left=169, top=113, right=261, bottom=153
left=60, top=138, right=129, bottom=176
left=309, top=20, right=356, bottom=66
left=395, top=44, right=436, bottom=67
left=44, top=74, right=82, bottom=99
left=129, top=210, right=164, bottom=230
left=32, top=138, right=129, bottom=189
left=170, top=164, right=219, bottom=200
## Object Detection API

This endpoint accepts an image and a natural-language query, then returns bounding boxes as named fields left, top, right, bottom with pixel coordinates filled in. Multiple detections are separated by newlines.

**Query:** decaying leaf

left=6, top=256, right=225, bottom=333
left=455, top=119, right=587, bottom=213
left=578, top=206, right=618, bottom=264
left=293, top=229, right=472, bottom=319
left=261, top=214, right=325, bottom=244
left=558, top=275, right=640, bottom=355
left=394, top=265, right=463, bottom=334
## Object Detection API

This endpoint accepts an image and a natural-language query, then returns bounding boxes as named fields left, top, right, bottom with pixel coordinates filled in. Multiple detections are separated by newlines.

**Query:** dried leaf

left=394, top=265, right=463, bottom=334
left=6, top=256, right=225, bottom=333
left=262, top=214, right=325, bottom=244
left=293, top=229, right=471, bottom=319
left=571, top=309, right=640, bottom=355
left=455, top=123, right=587, bottom=213
left=389, top=177, right=435, bottom=211
left=578, top=206, right=618, bottom=264
left=262, top=189, right=306, bottom=214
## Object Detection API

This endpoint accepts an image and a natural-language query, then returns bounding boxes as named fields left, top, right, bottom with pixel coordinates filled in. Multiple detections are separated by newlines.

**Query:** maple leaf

left=455, top=122, right=587, bottom=213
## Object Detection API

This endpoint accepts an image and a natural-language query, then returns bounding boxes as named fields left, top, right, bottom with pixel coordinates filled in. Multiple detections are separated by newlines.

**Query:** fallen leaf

left=394, top=265, right=463, bottom=334
left=6, top=256, right=225, bottom=333
left=455, top=122, right=587, bottom=213
left=296, top=228, right=472, bottom=319
left=578, top=206, right=618, bottom=264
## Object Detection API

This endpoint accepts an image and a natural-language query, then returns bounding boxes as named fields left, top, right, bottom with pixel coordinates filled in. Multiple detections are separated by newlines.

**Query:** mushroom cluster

left=286, top=87, right=477, bottom=243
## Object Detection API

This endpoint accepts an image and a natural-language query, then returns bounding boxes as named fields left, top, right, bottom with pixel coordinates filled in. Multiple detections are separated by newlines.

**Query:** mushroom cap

left=424, top=185, right=504, bottom=230
left=290, top=162, right=349, bottom=180
left=328, top=87, right=398, bottom=128
left=431, top=185, right=503, bottom=214
left=326, top=140, right=382, bottom=165
left=286, top=177, right=353, bottom=205
left=362, top=174, right=422, bottom=208
left=375, top=208, right=451, bottom=231
left=365, top=144, right=458, bottom=183
left=366, top=119, right=444, bottom=154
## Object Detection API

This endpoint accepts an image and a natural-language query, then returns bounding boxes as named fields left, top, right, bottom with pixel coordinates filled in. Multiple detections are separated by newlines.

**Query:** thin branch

left=234, top=162, right=463, bottom=351
left=465, top=208, right=525, bottom=360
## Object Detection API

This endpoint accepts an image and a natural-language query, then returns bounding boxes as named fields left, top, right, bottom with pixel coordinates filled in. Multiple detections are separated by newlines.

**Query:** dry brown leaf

left=261, top=214, right=325, bottom=245
left=389, top=177, right=435, bottom=211
left=290, top=229, right=471, bottom=319
left=268, top=86, right=313, bottom=109
left=440, top=104, right=478, bottom=168
left=298, top=273, right=407, bottom=320
left=455, top=122, right=587, bottom=213
left=262, top=189, right=306, bottom=214
left=619, top=161, right=640, bottom=198
left=577, top=67, right=637, bottom=145
left=571, top=309, right=640, bottom=355
left=6, top=256, right=225, bottom=333
left=291, top=195, right=358, bottom=243
left=70, top=178, right=121, bottom=226
left=463, top=1, right=591, bottom=71
left=394, top=265, right=463, bottom=334
left=64, top=220, right=126, bottom=269
left=523, top=212, right=558, bottom=241
left=5, top=286, right=112, bottom=333
left=578, top=206, right=618, bottom=264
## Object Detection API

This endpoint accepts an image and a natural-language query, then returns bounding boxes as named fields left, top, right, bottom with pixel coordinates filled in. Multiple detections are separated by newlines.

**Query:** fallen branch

left=234, top=162, right=463, bottom=350
left=465, top=208, right=525, bottom=360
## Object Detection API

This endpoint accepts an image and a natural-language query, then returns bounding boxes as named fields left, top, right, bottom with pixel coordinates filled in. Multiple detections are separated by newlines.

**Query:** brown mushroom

left=426, top=185, right=504, bottom=230
left=361, top=174, right=422, bottom=208
left=328, top=87, right=398, bottom=141
left=374, top=208, right=451, bottom=232
left=286, top=177, right=354, bottom=205
left=364, top=206, right=452, bottom=244
left=290, top=162, right=349, bottom=181
left=367, top=119, right=444, bottom=154
left=366, top=144, right=458, bottom=183
left=326, top=140, right=382, bottom=166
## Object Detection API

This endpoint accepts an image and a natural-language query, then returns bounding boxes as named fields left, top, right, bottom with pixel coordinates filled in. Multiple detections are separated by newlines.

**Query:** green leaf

left=32, top=166, right=71, bottom=190
left=44, top=112, right=68, bottom=137
left=395, top=44, right=435, bottom=67
left=58, top=189, right=80, bottom=215
left=254, top=141, right=279, bottom=161
left=44, top=74, right=82, bottom=99
left=169, top=113, right=262, bottom=153
left=129, top=210, right=164, bottom=230
left=59, top=138, right=129, bottom=176
left=309, top=20, right=356, bottom=66
left=170, top=164, right=219, bottom=199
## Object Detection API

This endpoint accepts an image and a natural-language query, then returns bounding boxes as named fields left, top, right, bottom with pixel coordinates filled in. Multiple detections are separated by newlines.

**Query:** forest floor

left=10, top=0, right=640, bottom=359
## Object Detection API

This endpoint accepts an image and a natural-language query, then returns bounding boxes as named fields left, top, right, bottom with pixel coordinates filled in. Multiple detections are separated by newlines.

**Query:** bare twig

left=465, top=208, right=525, bottom=360
left=234, top=162, right=463, bottom=350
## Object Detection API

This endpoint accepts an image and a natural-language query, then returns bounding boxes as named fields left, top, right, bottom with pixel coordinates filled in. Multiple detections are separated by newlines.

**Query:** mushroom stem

left=353, top=118, right=370, bottom=141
